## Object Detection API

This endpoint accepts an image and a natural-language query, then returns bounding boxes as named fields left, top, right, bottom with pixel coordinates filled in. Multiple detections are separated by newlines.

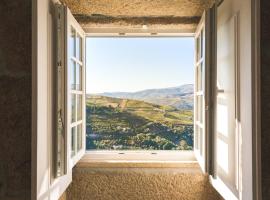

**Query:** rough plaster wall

left=261, top=0, right=270, bottom=198
left=60, top=0, right=214, bottom=32
left=0, top=1, right=32, bottom=200
left=66, top=167, right=223, bottom=200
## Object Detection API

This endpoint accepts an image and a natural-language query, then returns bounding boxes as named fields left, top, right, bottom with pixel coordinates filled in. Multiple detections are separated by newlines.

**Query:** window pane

left=199, top=62, right=203, bottom=90
left=71, top=94, right=76, bottom=123
left=196, top=65, right=201, bottom=91
left=195, top=126, right=199, bottom=150
left=77, top=94, right=82, bottom=121
left=200, top=127, right=203, bottom=156
left=197, top=63, right=204, bottom=92
left=76, top=34, right=82, bottom=61
left=76, top=64, right=82, bottom=90
left=77, top=123, right=82, bottom=151
left=70, top=61, right=76, bottom=90
left=196, top=96, right=200, bottom=122
left=200, top=96, right=203, bottom=123
left=201, top=29, right=204, bottom=58
left=196, top=95, right=203, bottom=123
left=196, top=35, right=201, bottom=61
left=71, top=126, right=76, bottom=157
left=70, top=27, right=76, bottom=58
left=195, top=126, right=202, bottom=151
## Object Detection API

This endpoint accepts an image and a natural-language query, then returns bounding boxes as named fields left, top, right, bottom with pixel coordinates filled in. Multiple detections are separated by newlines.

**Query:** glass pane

left=76, top=34, right=82, bottom=61
left=201, top=29, right=204, bottom=58
left=196, top=35, right=201, bottom=61
left=196, top=96, right=199, bottom=121
left=200, top=96, right=203, bottom=123
left=71, top=126, right=76, bottom=157
left=198, top=126, right=201, bottom=150
left=200, top=63, right=203, bottom=90
left=196, top=64, right=202, bottom=91
left=195, top=126, right=199, bottom=150
left=200, top=127, right=203, bottom=156
left=199, top=96, right=203, bottom=123
left=76, top=64, right=82, bottom=90
left=77, top=95, right=82, bottom=121
left=70, top=27, right=76, bottom=58
left=196, top=96, right=200, bottom=122
left=196, top=95, right=203, bottom=123
left=71, top=94, right=76, bottom=123
left=70, top=60, right=76, bottom=90
left=77, top=123, right=82, bottom=151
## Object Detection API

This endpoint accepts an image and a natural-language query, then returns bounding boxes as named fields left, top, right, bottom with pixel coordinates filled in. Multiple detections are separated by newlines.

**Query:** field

left=86, top=95, right=193, bottom=150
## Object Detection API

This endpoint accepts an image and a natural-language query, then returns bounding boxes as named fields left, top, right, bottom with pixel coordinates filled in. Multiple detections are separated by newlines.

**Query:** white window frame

left=57, top=7, right=210, bottom=168
left=194, top=13, right=208, bottom=172
left=65, top=7, right=86, bottom=169
left=84, top=34, right=198, bottom=162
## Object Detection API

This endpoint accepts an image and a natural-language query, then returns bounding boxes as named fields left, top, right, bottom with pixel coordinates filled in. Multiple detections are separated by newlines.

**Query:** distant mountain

left=89, top=84, right=194, bottom=110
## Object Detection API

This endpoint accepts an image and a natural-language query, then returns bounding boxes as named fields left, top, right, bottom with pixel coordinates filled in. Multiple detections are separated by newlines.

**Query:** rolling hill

left=86, top=95, right=193, bottom=150
left=98, top=84, right=194, bottom=110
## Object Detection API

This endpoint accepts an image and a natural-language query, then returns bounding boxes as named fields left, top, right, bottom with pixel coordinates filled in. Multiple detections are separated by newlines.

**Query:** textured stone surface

left=59, top=192, right=67, bottom=200
left=0, top=1, right=32, bottom=200
left=75, top=15, right=201, bottom=33
left=66, top=164, right=223, bottom=200
left=60, top=0, right=214, bottom=17
left=60, top=0, right=214, bottom=32
left=261, top=0, right=270, bottom=199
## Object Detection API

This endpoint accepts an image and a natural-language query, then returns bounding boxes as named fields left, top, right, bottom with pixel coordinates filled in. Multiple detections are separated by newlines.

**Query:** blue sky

left=86, top=37, right=194, bottom=94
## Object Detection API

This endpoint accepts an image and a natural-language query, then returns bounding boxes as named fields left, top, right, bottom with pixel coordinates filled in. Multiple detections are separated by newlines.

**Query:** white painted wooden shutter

left=210, top=2, right=241, bottom=199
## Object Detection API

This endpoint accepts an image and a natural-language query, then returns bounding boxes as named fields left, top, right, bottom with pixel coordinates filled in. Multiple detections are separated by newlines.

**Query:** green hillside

left=86, top=95, right=193, bottom=150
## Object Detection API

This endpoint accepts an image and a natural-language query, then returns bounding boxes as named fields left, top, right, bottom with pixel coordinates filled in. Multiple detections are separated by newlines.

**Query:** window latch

left=217, top=89, right=225, bottom=93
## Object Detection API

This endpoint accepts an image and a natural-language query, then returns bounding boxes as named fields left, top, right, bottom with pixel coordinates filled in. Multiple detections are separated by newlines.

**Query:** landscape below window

left=86, top=37, right=194, bottom=150
left=86, top=84, right=194, bottom=150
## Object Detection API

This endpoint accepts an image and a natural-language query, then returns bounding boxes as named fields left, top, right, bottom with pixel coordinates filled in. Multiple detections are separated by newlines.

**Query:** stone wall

left=0, top=1, right=32, bottom=199
left=60, top=0, right=214, bottom=32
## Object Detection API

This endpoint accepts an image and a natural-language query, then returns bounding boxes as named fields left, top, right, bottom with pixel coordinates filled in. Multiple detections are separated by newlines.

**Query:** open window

left=66, top=6, right=86, bottom=169
left=55, top=4, right=86, bottom=177
left=52, top=3, right=242, bottom=200
left=194, top=9, right=215, bottom=174
left=194, top=12, right=208, bottom=173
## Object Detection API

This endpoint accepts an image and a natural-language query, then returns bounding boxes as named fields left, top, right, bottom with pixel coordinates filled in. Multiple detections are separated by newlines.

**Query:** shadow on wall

left=0, top=0, right=32, bottom=199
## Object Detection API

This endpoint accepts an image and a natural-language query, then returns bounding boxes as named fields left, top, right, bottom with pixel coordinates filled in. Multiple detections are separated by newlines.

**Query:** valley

left=86, top=84, right=194, bottom=150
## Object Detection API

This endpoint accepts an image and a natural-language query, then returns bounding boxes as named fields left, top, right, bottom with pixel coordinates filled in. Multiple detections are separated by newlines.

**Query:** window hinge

left=57, top=61, right=62, bottom=68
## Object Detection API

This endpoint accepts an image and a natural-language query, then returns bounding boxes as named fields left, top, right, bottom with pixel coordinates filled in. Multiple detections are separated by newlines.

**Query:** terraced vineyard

left=86, top=95, right=193, bottom=150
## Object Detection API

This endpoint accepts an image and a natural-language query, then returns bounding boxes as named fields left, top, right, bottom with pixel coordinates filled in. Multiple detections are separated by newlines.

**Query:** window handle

left=217, top=89, right=224, bottom=93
